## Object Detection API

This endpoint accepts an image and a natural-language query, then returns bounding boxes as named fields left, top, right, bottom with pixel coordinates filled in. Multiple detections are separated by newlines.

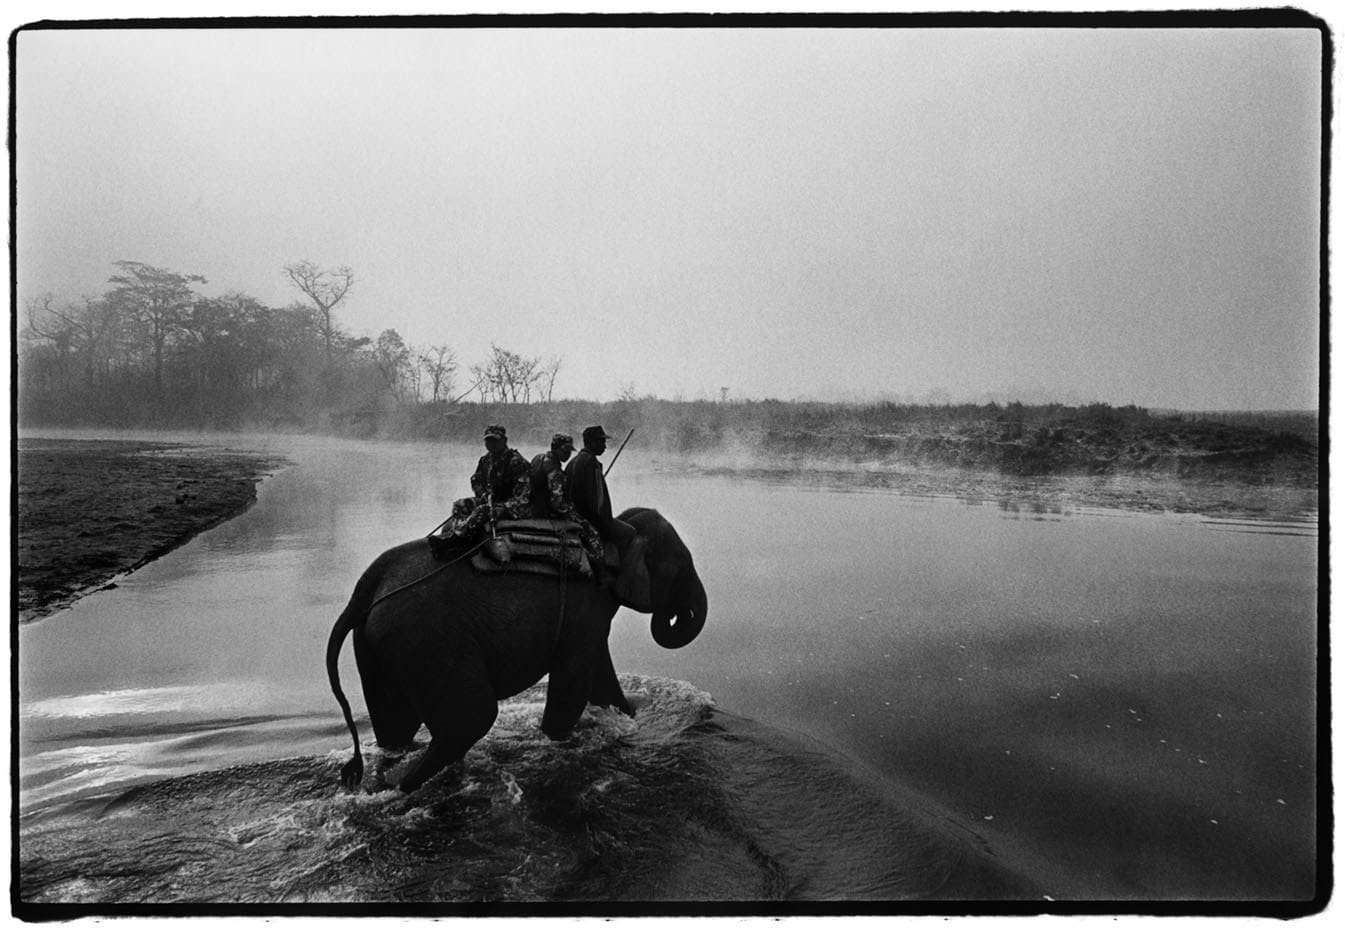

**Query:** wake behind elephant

left=327, top=507, right=707, bottom=793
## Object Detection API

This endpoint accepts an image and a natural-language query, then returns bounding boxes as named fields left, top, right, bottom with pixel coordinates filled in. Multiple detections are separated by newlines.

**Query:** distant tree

left=18, top=338, right=65, bottom=401
left=472, top=344, right=541, bottom=403
left=263, top=303, right=321, bottom=379
left=105, top=261, right=206, bottom=394
left=406, top=355, right=425, bottom=403
left=539, top=356, right=562, bottom=402
left=418, top=344, right=457, bottom=403
left=73, top=294, right=124, bottom=387
left=371, top=328, right=412, bottom=400
left=283, top=260, right=353, bottom=365
left=469, top=362, right=490, bottom=402
left=261, top=302, right=313, bottom=350
left=20, top=294, right=80, bottom=396
left=174, top=292, right=271, bottom=398
left=22, top=295, right=76, bottom=384
left=242, top=301, right=325, bottom=406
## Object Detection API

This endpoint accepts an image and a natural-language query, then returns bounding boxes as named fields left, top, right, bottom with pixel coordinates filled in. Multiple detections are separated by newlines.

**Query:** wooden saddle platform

left=469, top=518, right=612, bottom=578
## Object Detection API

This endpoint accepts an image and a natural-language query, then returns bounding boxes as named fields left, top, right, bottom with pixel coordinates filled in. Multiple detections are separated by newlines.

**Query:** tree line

left=18, top=260, right=562, bottom=429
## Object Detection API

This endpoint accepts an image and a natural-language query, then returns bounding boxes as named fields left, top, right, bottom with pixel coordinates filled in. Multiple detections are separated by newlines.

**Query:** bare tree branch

left=283, top=261, right=354, bottom=364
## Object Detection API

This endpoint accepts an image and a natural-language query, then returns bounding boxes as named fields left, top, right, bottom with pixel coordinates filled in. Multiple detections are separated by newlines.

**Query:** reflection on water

left=1198, top=518, right=1319, bottom=537
left=17, top=433, right=1320, bottom=899
left=26, top=683, right=262, bottom=719
left=995, top=497, right=1069, bottom=519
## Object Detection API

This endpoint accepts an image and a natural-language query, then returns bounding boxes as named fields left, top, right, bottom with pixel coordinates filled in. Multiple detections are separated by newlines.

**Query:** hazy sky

left=14, top=22, right=1323, bottom=409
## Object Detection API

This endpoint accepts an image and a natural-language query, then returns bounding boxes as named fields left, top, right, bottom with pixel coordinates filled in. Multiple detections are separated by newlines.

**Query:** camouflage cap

left=551, top=433, right=575, bottom=449
left=483, top=424, right=507, bottom=439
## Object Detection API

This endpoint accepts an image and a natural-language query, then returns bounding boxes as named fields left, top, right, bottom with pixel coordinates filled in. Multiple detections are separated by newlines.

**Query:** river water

left=16, top=434, right=1321, bottom=906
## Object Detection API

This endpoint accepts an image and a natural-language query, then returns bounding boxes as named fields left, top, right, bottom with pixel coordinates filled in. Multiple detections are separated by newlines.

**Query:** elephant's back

left=365, top=540, right=441, bottom=604
left=359, top=549, right=584, bottom=696
left=366, top=542, right=572, bottom=613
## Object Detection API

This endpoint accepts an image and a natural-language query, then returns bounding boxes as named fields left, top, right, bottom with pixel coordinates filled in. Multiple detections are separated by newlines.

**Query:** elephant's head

left=620, top=507, right=708, bottom=650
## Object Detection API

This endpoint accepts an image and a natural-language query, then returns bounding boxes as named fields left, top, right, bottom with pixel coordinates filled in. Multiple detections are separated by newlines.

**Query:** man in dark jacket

left=429, top=424, right=531, bottom=548
left=530, top=432, right=603, bottom=567
left=565, top=425, right=637, bottom=548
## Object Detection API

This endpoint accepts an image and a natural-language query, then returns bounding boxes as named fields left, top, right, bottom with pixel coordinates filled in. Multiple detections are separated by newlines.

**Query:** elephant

left=326, top=506, right=707, bottom=793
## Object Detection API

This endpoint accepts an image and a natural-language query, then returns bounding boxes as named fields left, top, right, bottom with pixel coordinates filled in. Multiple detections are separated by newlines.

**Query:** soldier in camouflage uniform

left=429, top=424, right=532, bottom=549
left=528, top=432, right=604, bottom=570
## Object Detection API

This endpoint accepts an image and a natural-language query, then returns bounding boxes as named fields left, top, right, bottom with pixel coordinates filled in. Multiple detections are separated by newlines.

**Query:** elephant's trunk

left=650, top=568, right=707, bottom=649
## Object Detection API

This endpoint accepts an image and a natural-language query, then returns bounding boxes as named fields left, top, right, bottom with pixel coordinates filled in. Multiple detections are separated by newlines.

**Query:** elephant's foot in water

left=398, top=751, right=468, bottom=794
left=369, top=741, right=425, bottom=788
left=616, top=692, right=648, bottom=716
left=589, top=693, right=645, bottom=718
left=398, top=678, right=499, bottom=793
left=392, top=756, right=465, bottom=794
left=585, top=648, right=641, bottom=719
left=540, top=695, right=648, bottom=747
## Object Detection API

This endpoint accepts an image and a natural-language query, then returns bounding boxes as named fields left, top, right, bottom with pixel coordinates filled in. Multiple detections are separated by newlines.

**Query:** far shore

left=671, top=458, right=1318, bottom=522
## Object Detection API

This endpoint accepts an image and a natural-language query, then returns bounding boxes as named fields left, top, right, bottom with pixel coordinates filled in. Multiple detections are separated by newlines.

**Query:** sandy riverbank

left=15, top=438, right=289, bottom=623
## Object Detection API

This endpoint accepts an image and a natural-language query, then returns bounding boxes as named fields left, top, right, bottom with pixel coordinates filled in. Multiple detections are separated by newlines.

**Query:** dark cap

left=483, top=424, right=507, bottom=440
left=582, top=425, right=614, bottom=445
left=551, top=433, right=575, bottom=449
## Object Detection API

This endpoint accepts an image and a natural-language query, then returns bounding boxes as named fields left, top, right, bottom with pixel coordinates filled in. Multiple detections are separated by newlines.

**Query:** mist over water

left=17, top=432, right=1319, bottom=902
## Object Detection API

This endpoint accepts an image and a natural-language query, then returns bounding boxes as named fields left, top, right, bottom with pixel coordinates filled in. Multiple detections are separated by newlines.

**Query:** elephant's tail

left=327, top=598, right=365, bottom=792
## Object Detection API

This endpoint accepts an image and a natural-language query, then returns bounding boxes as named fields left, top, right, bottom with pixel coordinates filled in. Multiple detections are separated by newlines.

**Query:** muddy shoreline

left=15, top=438, right=290, bottom=623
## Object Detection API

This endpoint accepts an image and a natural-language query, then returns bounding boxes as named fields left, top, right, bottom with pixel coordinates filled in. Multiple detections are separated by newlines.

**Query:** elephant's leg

left=587, top=646, right=634, bottom=717
left=541, top=644, right=596, bottom=740
left=354, top=626, right=421, bottom=749
left=399, top=660, right=498, bottom=793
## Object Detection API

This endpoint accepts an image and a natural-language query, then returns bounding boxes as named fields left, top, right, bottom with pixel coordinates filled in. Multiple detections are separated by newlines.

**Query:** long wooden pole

left=448, top=378, right=484, bottom=404
left=604, top=429, right=635, bottom=477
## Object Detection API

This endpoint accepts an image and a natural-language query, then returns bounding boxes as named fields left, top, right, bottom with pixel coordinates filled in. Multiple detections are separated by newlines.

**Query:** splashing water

left=18, top=675, right=1019, bottom=905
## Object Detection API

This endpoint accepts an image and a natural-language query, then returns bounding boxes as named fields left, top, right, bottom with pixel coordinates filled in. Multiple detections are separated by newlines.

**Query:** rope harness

left=368, top=537, right=491, bottom=611
left=553, top=533, right=569, bottom=653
